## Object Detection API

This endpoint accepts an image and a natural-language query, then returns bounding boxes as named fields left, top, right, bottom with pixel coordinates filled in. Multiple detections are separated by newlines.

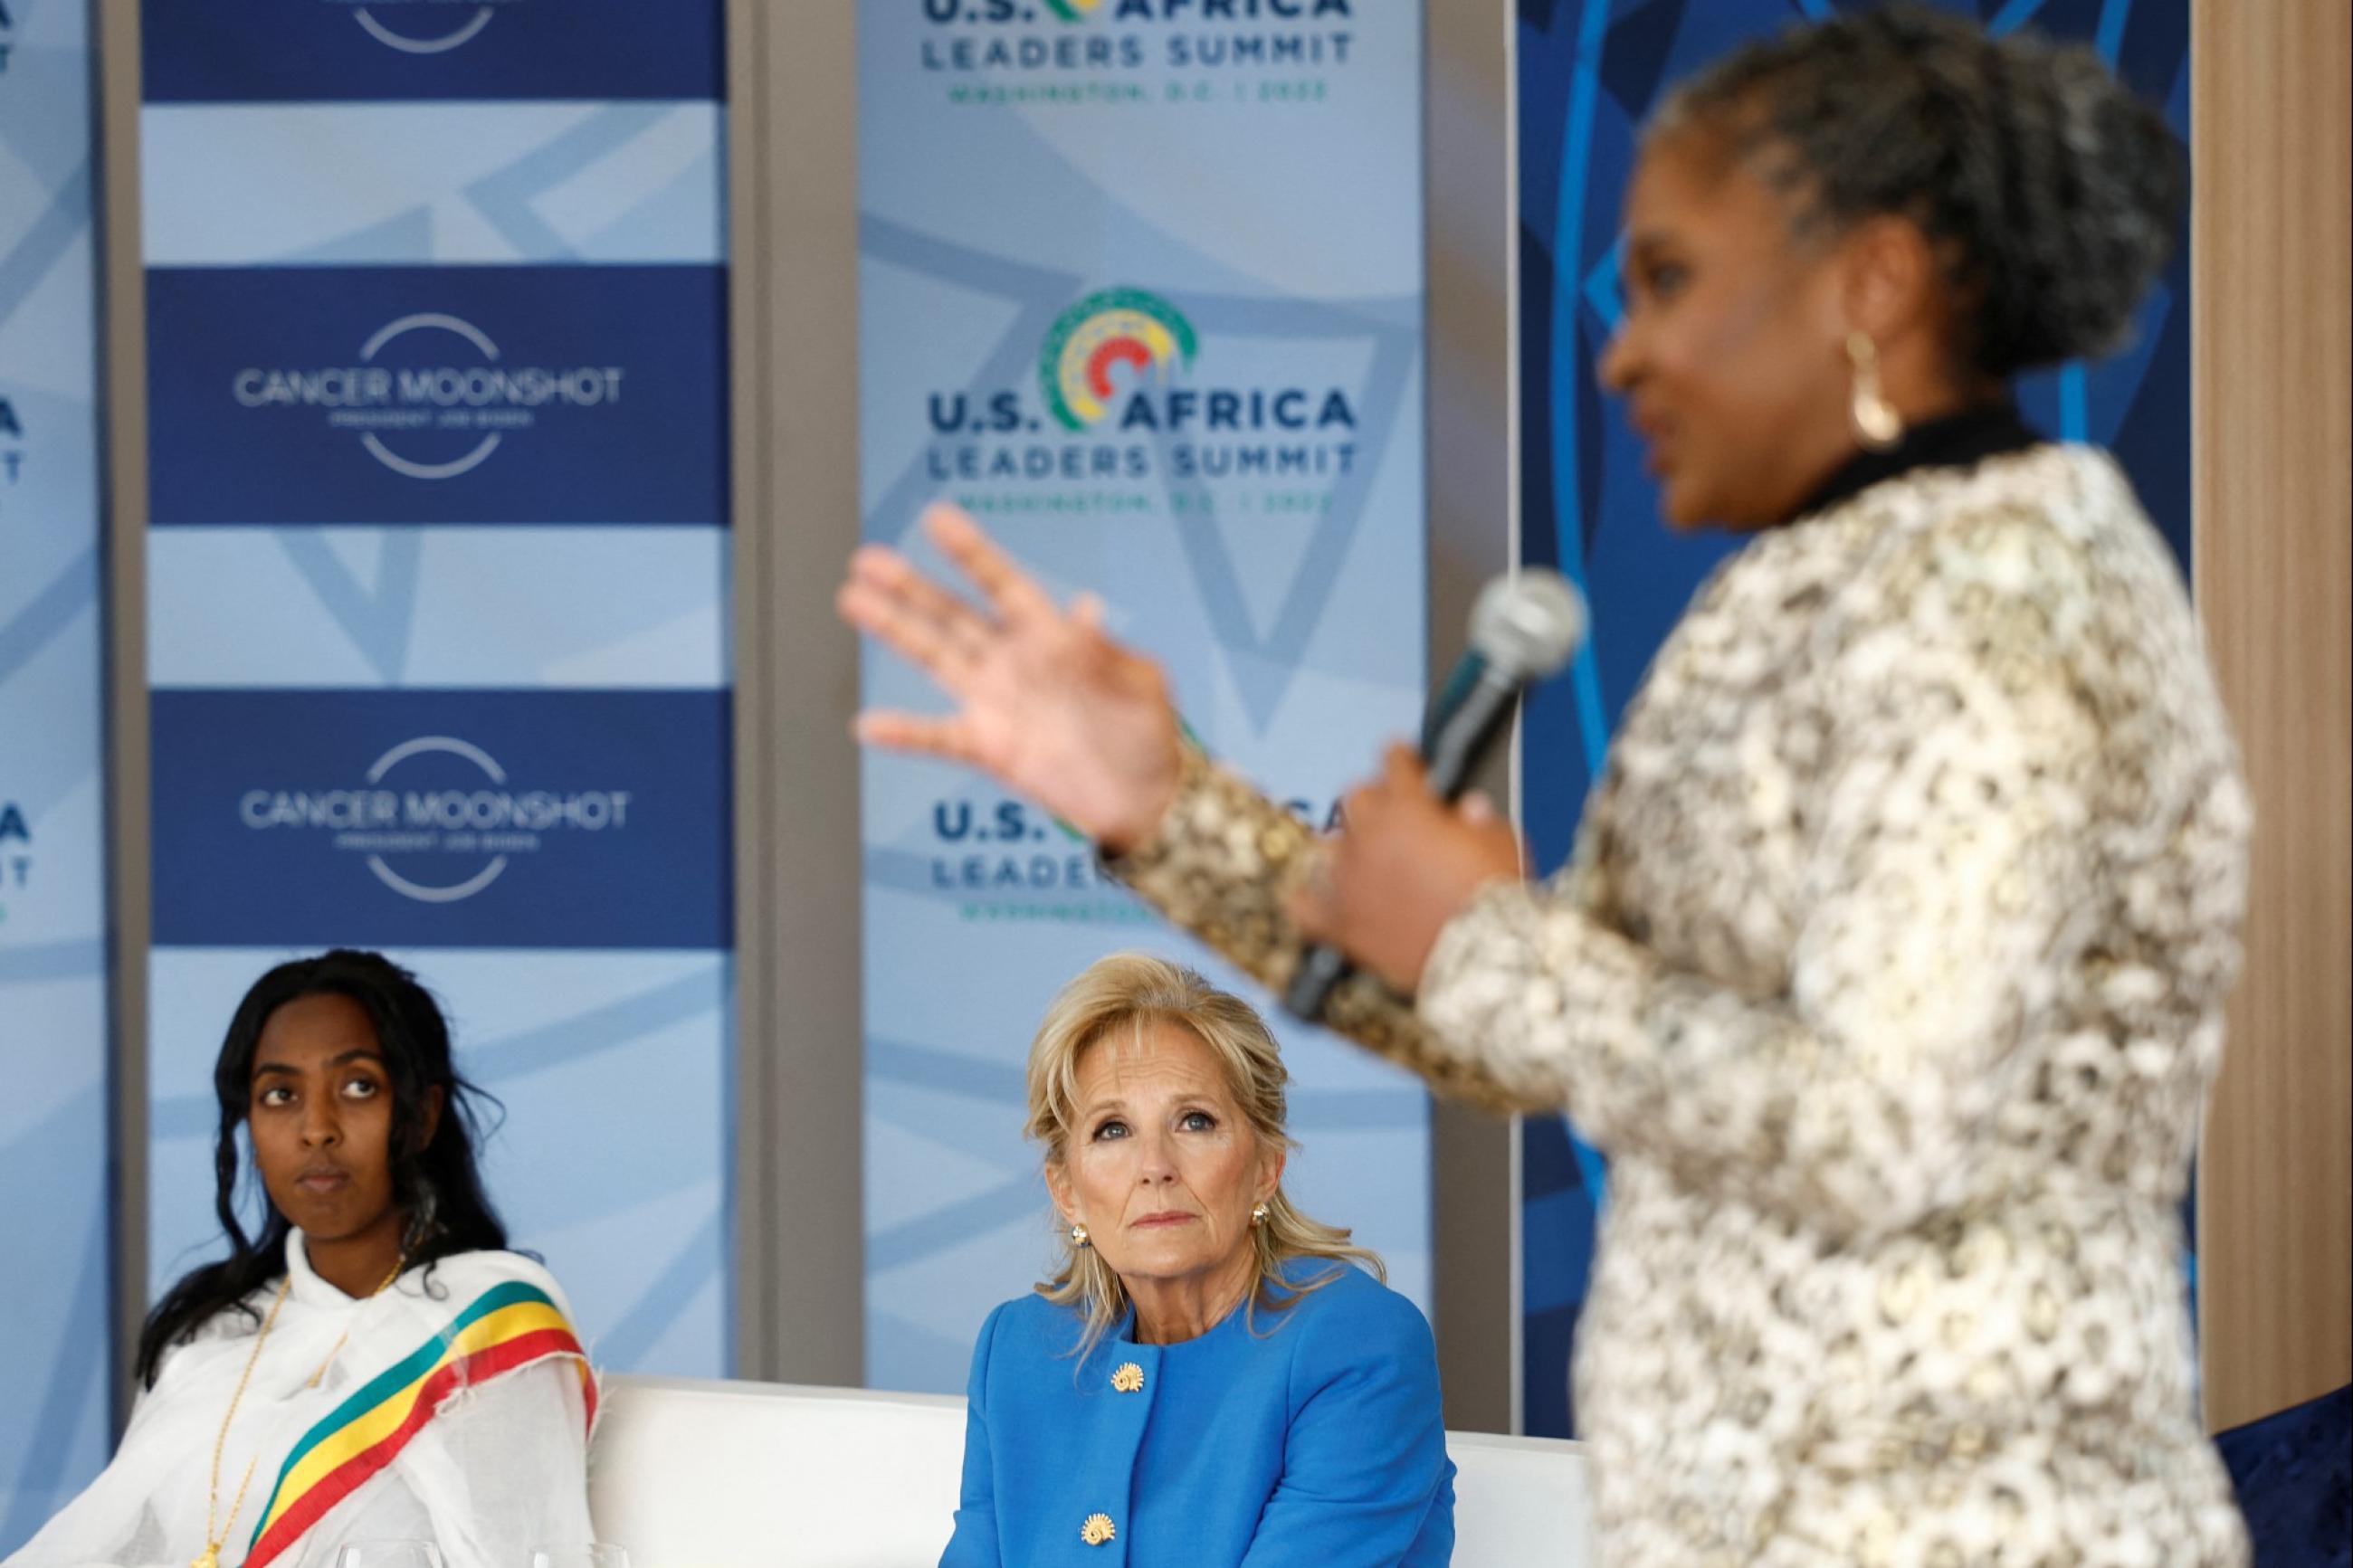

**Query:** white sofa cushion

left=1444, top=1428, right=1596, bottom=1567
left=587, top=1374, right=1592, bottom=1566
left=590, top=1377, right=964, bottom=1566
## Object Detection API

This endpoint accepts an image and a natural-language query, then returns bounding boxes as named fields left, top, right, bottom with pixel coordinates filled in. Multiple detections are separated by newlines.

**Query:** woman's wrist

left=1093, top=737, right=1190, bottom=859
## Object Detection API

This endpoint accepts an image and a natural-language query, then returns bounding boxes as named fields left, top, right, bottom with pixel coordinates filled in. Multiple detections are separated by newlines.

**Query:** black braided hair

left=1653, top=5, right=2182, bottom=378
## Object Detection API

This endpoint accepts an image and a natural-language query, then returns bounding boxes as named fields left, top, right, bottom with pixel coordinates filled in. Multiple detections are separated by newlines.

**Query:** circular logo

left=1037, top=289, right=1196, bottom=432
left=358, top=312, right=504, bottom=480
left=352, top=4, right=498, bottom=54
left=1043, top=0, right=1106, bottom=18
left=363, top=735, right=510, bottom=904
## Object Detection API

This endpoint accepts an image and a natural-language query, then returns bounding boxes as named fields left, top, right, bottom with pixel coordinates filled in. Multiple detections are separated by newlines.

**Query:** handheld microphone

left=1281, top=569, right=1586, bottom=1024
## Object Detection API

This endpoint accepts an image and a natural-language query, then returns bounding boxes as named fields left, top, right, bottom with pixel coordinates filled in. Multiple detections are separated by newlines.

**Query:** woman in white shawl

left=6, top=951, right=596, bottom=1568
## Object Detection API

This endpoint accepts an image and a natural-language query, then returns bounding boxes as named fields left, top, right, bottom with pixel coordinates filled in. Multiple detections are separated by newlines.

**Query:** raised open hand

left=836, top=503, right=1185, bottom=852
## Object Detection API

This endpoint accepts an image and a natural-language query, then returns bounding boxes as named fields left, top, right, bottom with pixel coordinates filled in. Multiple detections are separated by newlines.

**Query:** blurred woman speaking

left=843, top=7, right=2250, bottom=1564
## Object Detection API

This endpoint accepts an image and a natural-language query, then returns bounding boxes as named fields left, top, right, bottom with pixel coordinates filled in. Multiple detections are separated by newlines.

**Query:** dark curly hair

left=1653, top=5, right=2183, bottom=379
left=134, top=949, right=510, bottom=1387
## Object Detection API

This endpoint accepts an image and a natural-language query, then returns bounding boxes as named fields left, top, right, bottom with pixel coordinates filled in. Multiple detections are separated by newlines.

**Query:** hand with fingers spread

left=837, top=503, right=1186, bottom=853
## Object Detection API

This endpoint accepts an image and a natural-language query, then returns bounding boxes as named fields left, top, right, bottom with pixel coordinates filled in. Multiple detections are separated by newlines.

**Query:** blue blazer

left=940, top=1259, right=1454, bottom=1567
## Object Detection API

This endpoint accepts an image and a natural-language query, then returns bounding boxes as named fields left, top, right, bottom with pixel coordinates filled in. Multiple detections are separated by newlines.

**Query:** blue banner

left=0, top=0, right=112, bottom=1549
left=147, top=264, right=727, bottom=526
left=1514, top=0, right=2193, bottom=1439
left=141, top=0, right=722, bottom=103
left=857, top=0, right=1432, bottom=1395
left=139, top=0, right=737, bottom=1385
left=151, top=689, right=730, bottom=949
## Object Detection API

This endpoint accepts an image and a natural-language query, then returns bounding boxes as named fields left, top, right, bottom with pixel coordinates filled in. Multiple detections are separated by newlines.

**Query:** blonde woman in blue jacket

left=941, top=954, right=1454, bottom=1567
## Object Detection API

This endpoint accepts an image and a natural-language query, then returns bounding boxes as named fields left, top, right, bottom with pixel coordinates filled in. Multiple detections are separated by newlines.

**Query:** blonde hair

left=1024, top=952, right=1382, bottom=1359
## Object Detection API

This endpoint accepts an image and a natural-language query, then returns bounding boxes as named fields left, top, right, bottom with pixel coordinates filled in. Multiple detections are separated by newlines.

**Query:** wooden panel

left=96, top=0, right=154, bottom=1429
left=725, top=0, right=867, bottom=1385
left=1426, top=0, right=1522, bottom=1437
left=2192, top=0, right=2353, bottom=1434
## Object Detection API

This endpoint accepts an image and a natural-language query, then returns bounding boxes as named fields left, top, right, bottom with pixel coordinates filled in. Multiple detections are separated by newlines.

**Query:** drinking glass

left=333, top=1543, right=447, bottom=1568
left=530, top=1545, right=631, bottom=1568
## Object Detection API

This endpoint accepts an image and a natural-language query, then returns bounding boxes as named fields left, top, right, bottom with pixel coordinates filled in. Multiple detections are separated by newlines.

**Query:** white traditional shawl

left=5, top=1234, right=595, bottom=1568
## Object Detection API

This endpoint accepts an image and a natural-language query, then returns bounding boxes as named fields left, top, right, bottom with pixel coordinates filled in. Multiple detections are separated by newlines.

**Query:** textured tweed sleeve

left=1108, top=747, right=1554, bottom=1115
left=1420, top=509, right=2114, bottom=1241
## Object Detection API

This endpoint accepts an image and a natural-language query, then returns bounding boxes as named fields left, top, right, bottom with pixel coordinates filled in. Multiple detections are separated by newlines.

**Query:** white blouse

left=6, top=1234, right=594, bottom=1568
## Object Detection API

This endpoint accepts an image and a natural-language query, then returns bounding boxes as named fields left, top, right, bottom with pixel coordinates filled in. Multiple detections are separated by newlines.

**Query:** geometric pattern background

left=855, top=2, right=1435, bottom=1394
left=135, top=0, right=737, bottom=1422
left=0, top=0, right=112, bottom=1550
left=1515, top=0, right=2193, bottom=1437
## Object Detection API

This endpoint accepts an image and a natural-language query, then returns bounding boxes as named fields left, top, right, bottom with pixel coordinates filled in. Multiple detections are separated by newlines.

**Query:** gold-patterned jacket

left=1113, top=446, right=2253, bottom=1567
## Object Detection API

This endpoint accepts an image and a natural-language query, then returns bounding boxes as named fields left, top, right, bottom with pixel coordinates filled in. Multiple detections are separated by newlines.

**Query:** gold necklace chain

left=194, top=1276, right=291, bottom=1568
left=193, top=1253, right=407, bottom=1568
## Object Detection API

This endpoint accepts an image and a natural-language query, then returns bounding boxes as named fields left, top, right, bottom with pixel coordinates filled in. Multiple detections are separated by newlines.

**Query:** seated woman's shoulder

left=417, top=1248, right=580, bottom=1317
left=1269, top=1259, right=1432, bottom=1346
left=1261, top=1262, right=1443, bottom=1414
left=986, top=1288, right=1083, bottom=1353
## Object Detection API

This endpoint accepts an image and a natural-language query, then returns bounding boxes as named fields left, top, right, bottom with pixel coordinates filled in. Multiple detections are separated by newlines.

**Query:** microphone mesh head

left=1468, top=569, right=1586, bottom=681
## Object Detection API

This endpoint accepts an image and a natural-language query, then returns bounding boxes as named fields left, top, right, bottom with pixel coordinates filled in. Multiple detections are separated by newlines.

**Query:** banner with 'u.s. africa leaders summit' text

left=857, top=0, right=1432, bottom=1393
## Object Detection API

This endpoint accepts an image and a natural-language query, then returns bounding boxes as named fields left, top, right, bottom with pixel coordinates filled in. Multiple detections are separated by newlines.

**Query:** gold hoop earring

left=1845, top=331, right=1903, bottom=451
left=1069, top=1222, right=1091, bottom=1248
left=1251, top=1202, right=1270, bottom=1226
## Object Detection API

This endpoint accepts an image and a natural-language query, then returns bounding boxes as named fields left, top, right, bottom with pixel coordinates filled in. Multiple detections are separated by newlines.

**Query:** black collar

left=1786, top=403, right=2043, bottom=525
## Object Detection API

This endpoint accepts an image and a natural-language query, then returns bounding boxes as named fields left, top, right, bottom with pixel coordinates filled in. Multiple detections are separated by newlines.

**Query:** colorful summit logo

left=1043, top=0, right=1105, bottom=17
left=1037, top=289, right=1196, bottom=432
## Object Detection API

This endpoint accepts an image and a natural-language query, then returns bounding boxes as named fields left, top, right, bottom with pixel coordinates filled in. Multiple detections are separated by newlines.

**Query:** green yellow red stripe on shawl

left=244, top=1279, right=595, bottom=1568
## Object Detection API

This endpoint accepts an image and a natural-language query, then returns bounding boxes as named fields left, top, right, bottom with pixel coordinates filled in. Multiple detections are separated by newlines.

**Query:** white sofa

left=589, top=1374, right=1596, bottom=1566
